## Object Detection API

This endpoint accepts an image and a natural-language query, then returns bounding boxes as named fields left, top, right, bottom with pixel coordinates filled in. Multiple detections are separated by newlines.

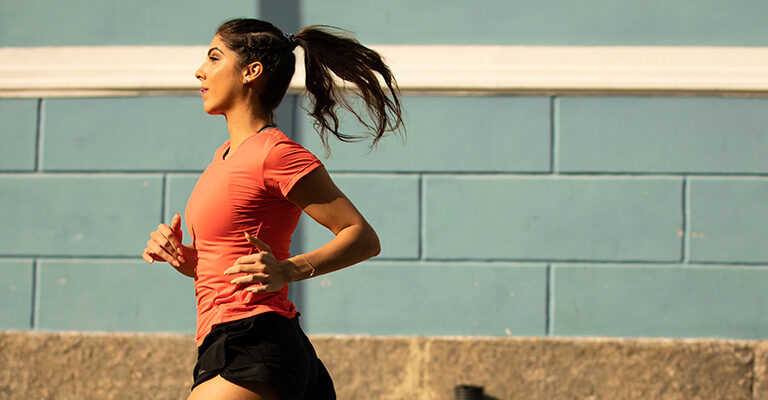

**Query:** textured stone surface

left=756, top=341, right=768, bottom=400
left=0, top=332, right=762, bottom=400
left=312, top=336, right=421, bottom=400
left=422, top=337, right=755, bottom=400
left=0, top=332, right=196, bottom=400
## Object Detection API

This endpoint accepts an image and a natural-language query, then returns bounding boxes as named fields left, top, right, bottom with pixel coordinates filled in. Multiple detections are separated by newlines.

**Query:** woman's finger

left=233, top=253, right=264, bottom=266
left=230, top=273, right=269, bottom=285
left=141, top=248, right=155, bottom=264
left=151, top=228, right=177, bottom=255
left=143, top=247, right=165, bottom=262
left=157, top=224, right=185, bottom=262
left=150, top=230, right=180, bottom=260
left=246, top=283, right=276, bottom=294
left=223, top=263, right=265, bottom=276
left=171, top=213, right=182, bottom=231
left=244, top=232, right=272, bottom=253
left=147, top=240, right=180, bottom=267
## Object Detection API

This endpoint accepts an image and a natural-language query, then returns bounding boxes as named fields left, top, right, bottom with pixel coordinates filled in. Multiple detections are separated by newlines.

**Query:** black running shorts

left=192, top=312, right=336, bottom=399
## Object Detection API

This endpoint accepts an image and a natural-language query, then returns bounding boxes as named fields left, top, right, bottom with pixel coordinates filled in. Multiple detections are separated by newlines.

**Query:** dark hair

left=215, top=18, right=403, bottom=151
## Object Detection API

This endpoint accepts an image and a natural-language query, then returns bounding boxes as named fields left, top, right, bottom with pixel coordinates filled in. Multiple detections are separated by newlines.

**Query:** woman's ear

left=242, top=61, right=264, bottom=84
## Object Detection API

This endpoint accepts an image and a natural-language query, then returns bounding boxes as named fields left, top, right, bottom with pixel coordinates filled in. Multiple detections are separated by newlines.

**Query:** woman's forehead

left=209, top=35, right=225, bottom=49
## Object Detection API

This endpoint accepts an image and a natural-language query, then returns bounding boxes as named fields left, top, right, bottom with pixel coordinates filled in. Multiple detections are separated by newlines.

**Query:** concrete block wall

left=2, top=0, right=768, bottom=344
left=5, top=93, right=766, bottom=340
left=3, top=1, right=768, bottom=398
left=292, top=95, right=768, bottom=340
left=0, top=96, right=225, bottom=332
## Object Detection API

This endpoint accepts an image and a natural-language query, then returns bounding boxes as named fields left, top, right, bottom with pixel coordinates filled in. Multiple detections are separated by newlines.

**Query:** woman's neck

left=224, top=103, right=272, bottom=151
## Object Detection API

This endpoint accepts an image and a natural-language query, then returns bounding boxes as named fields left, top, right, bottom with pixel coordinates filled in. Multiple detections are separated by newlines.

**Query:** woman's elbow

left=363, top=224, right=381, bottom=258
left=370, top=234, right=381, bottom=258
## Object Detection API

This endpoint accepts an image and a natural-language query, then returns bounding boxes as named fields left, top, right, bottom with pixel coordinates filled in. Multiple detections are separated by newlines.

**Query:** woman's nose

left=194, top=65, right=204, bottom=81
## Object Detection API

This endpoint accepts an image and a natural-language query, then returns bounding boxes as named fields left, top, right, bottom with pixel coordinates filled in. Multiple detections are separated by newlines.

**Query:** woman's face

left=194, top=35, right=245, bottom=115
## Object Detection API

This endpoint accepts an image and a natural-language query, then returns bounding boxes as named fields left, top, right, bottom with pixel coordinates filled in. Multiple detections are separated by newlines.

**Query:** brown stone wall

left=754, top=341, right=768, bottom=400
left=0, top=332, right=765, bottom=400
left=0, top=331, right=195, bottom=400
left=313, top=337, right=759, bottom=400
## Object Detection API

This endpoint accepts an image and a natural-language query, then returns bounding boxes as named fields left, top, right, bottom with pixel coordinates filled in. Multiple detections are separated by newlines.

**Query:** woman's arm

left=141, top=213, right=198, bottom=278
left=224, top=166, right=380, bottom=291
left=283, top=166, right=380, bottom=281
left=173, top=243, right=198, bottom=278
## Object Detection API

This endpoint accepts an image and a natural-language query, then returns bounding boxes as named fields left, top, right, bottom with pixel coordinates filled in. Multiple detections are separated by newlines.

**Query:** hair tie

left=285, top=33, right=299, bottom=50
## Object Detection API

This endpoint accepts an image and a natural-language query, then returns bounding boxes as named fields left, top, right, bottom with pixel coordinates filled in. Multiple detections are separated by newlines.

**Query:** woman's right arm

left=141, top=213, right=197, bottom=278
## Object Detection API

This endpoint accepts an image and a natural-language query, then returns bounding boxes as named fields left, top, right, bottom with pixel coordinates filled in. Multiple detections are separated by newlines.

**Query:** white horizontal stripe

left=2, top=45, right=768, bottom=97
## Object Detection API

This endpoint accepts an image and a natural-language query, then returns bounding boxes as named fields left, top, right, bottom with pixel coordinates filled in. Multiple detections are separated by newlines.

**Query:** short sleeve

left=262, top=139, right=324, bottom=198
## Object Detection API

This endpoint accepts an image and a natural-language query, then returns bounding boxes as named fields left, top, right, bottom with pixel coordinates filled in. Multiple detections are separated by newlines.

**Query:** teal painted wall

left=0, top=0, right=257, bottom=46
left=292, top=95, right=768, bottom=339
left=3, top=0, right=768, bottom=46
left=2, top=94, right=766, bottom=339
left=302, top=0, right=768, bottom=46
left=1, top=1, right=767, bottom=340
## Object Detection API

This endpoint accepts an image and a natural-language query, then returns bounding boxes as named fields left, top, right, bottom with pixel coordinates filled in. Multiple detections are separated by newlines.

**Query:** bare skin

left=141, top=34, right=380, bottom=399
left=187, top=375, right=280, bottom=400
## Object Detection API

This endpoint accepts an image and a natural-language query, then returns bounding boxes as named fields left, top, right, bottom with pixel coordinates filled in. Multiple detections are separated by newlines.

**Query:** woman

left=140, top=18, right=403, bottom=400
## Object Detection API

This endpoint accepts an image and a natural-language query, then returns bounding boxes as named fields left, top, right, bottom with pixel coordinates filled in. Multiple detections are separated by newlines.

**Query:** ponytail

left=294, top=26, right=404, bottom=151
left=216, top=19, right=404, bottom=153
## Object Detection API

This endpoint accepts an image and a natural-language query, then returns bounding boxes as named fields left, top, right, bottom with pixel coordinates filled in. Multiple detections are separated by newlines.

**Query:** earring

left=243, top=79, right=249, bottom=84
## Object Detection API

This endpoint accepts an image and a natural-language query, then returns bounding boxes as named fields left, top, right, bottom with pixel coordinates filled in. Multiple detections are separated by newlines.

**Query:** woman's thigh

left=188, top=374, right=281, bottom=400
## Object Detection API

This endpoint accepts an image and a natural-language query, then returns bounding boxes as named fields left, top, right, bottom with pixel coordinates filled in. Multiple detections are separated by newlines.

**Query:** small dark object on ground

left=455, top=384, right=484, bottom=400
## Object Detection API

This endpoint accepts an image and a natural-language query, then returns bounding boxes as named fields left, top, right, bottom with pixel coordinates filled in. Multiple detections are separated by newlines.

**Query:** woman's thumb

left=171, top=213, right=183, bottom=239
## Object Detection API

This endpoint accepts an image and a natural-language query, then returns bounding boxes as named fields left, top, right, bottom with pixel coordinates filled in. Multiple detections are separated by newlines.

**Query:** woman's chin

left=202, top=103, right=223, bottom=115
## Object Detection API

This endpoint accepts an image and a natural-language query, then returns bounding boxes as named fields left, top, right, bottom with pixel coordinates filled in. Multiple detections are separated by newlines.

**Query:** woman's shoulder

left=260, top=128, right=322, bottom=168
left=234, top=128, right=294, bottom=157
left=259, top=129, right=317, bottom=156
left=260, top=128, right=302, bottom=147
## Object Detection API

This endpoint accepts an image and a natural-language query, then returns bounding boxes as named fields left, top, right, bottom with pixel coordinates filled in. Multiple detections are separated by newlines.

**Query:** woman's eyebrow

left=207, top=47, right=223, bottom=56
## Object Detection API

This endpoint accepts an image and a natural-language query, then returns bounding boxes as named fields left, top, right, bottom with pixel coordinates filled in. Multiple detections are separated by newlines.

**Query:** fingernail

left=230, top=279, right=237, bottom=284
left=173, top=260, right=180, bottom=267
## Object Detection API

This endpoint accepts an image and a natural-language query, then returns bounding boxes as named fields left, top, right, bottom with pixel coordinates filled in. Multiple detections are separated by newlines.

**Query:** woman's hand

left=141, top=213, right=186, bottom=268
left=224, top=232, right=296, bottom=294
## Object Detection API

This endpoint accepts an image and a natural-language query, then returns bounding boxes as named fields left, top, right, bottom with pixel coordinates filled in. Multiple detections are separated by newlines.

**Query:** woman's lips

left=201, top=87, right=208, bottom=95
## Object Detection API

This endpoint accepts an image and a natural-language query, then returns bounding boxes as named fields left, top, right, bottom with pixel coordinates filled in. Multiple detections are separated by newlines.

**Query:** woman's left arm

left=224, top=166, right=380, bottom=292
left=286, top=165, right=381, bottom=279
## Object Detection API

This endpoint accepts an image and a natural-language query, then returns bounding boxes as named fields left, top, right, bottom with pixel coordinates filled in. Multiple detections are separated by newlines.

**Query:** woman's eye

left=208, top=56, right=218, bottom=62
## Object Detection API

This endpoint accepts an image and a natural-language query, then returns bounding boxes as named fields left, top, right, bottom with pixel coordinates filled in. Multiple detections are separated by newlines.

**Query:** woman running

left=140, top=18, right=403, bottom=400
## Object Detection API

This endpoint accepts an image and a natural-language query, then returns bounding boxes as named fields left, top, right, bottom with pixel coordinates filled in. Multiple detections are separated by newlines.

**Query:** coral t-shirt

left=184, top=128, right=323, bottom=346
